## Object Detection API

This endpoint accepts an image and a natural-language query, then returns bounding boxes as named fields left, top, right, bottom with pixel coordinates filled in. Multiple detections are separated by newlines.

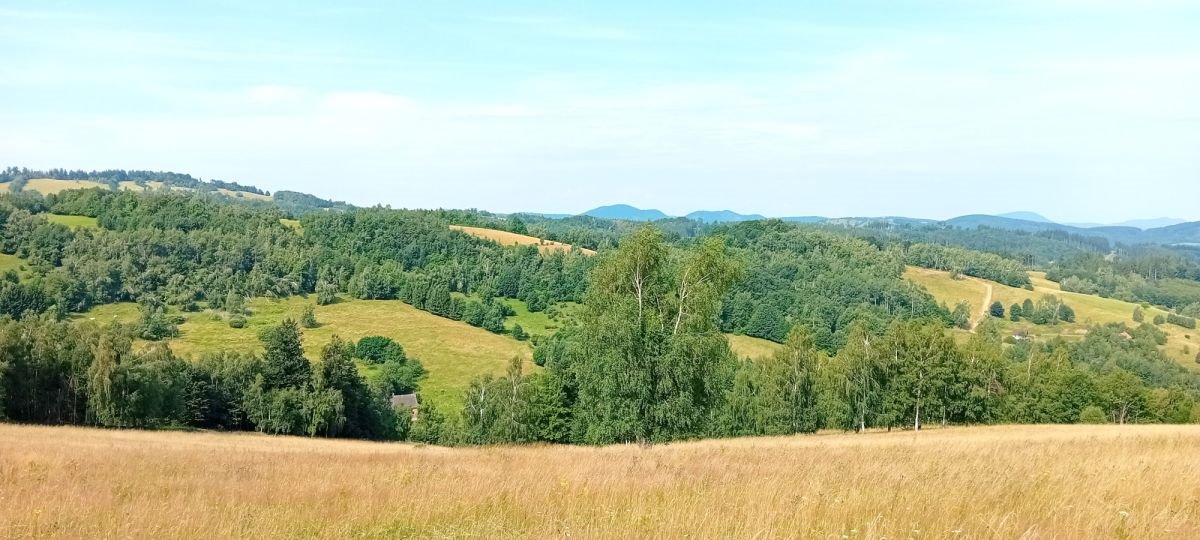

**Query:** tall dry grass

left=1, top=423, right=1198, bottom=538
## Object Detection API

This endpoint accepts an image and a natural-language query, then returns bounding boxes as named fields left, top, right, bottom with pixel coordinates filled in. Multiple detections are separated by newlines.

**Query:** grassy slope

left=279, top=218, right=303, bottom=232
left=727, top=334, right=783, bottom=359
left=905, top=266, right=1198, bottom=370
left=450, top=224, right=596, bottom=255
left=3, top=423, right=1199, bottom=538
left=45, top=213, right=98, bottom=229
left=0, top=253, right=27, bottom=277
left=23, top=178, right=108, bottom=194
left=80, top=296, right=533, bottom=408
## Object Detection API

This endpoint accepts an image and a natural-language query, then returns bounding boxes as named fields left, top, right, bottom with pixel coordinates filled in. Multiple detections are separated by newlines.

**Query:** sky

left=1, top=1, right=1198, bottom=222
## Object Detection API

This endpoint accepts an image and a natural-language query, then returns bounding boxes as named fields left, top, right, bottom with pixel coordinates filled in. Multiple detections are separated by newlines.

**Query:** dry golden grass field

left=905, top=266, right=1199, bottom=370
left=1, top=423, right=1198, bottom=539
left=450, top=225, right=597, bottom=255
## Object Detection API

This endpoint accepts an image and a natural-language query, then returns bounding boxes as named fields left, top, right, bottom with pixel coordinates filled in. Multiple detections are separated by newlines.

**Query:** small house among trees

left=390, top=393, right=420, bottom=418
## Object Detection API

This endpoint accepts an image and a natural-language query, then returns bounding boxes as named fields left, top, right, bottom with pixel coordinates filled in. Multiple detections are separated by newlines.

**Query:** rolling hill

left=904, top=266, right=1199, bottom=370
left=944, top=214, right=1200, bottom=245
left=79, top=296, right=535, bottom=409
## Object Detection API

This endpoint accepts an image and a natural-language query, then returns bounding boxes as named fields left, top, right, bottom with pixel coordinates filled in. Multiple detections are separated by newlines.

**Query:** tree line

left=0, top=316, right=424, bottom=439
left=448, top=229, right=1198, bottom=445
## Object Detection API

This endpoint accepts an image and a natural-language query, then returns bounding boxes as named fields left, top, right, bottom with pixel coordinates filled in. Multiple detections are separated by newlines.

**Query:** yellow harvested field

left=451, top=225, right=596, bottom=255
left=22, top=178, right=108, bottom=194
left=727, top=333, right=783, bottom=359
left=906, top=266, right=1197, bottom=369
left=80, top=296, right=533, bottom=409
left=2, top=423, right=1198, bottom=538
left=218, top=187, right=272, bottom=201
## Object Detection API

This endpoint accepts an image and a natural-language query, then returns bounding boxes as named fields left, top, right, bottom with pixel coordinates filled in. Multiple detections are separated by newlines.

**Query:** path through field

left=973, top=281, right=993, bottom=332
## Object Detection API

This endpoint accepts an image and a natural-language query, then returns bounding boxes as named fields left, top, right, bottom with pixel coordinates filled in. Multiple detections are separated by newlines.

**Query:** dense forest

left=3, top=177, right=1200, bottom=445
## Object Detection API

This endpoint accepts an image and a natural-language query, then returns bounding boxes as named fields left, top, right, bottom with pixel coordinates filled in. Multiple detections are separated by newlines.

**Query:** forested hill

left=0, top=166, right=350, bottom=215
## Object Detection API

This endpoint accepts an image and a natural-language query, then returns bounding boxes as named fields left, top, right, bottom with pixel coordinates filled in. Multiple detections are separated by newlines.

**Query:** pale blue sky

left=2, top=1, right=1198, bottom=221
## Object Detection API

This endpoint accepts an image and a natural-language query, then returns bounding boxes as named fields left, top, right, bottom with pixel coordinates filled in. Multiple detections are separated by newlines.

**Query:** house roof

left=390, top=393, right=419, bottom=408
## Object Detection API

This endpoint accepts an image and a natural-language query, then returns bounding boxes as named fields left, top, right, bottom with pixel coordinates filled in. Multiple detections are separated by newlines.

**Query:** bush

left=228, top=315, right=247, bottom=328
left=1132, top=307, right=1144, bottom=323
left=512, top=324, right=529, bottom=341
left=301, top=305, right=319, bottom=328
left=989, top=301, right=1004, bottom=318
left=1153, top=314, right=1166, bottom=325
left=1078, top=406, right=1107, bottom=424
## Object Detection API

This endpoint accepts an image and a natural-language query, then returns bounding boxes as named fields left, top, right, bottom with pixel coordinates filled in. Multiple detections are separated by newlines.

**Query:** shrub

left=228, top=315, right=247, bottom=329
left=512, top=324, right=529, bottom=341
left=301, top=305, right=319, bottom=328
left=989, top=301, right=1005, bottom=318
left=1132, top=307, right=1144, bottom=323
left=1153, top=314, right=1166, bottom=325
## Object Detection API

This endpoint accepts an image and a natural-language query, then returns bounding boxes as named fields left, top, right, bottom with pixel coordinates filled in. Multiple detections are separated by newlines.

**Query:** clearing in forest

left=727, top=333, right=784, bottom=359
left=450, top=225, right=596, bottom=255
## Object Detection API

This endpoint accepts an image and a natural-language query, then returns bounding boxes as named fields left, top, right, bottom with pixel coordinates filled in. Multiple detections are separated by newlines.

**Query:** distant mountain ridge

left=558, top=204, right=1200, bottom=245
left=686, top=210, right=766, bottom=223
left=582, top=204, right=669, bottom=221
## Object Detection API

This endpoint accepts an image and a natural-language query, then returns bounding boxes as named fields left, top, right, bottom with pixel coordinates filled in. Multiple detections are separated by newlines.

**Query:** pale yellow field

left=218, top=187, right=272, bottom=201
left=22, top=178, right=108, bottom=194
left=450, top=225, right=596, bottom=255
left=80, top=296, right=533, bottom=408
left=727, top=333, right=784, bottom=359
left=2, top=423, right=1198, bottom=539
left=905, top=266, right=1197, bottom=369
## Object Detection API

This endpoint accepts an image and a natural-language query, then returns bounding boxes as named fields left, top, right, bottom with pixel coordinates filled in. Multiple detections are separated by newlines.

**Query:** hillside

left=4, top=423, right=1198, bottom=538
left=904, top=266, right=1199, bottom=369
left=80, top=296, right=534, bottom=408
left=449, top=225, right=596, bottom=255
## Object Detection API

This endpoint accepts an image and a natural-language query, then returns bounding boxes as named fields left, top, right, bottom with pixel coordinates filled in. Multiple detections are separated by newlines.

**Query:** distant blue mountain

left=582, top=204, right=669, bottom=221
left=998, top=211, right=1055, bottom=223
left=686, top=210, right=766, bottom=223
left=1113, top=217, right=1188, bottom=230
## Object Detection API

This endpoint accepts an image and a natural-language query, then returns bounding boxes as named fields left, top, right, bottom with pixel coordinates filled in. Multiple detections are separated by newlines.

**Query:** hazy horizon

left=3, top=1, right=1198, bottom=222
